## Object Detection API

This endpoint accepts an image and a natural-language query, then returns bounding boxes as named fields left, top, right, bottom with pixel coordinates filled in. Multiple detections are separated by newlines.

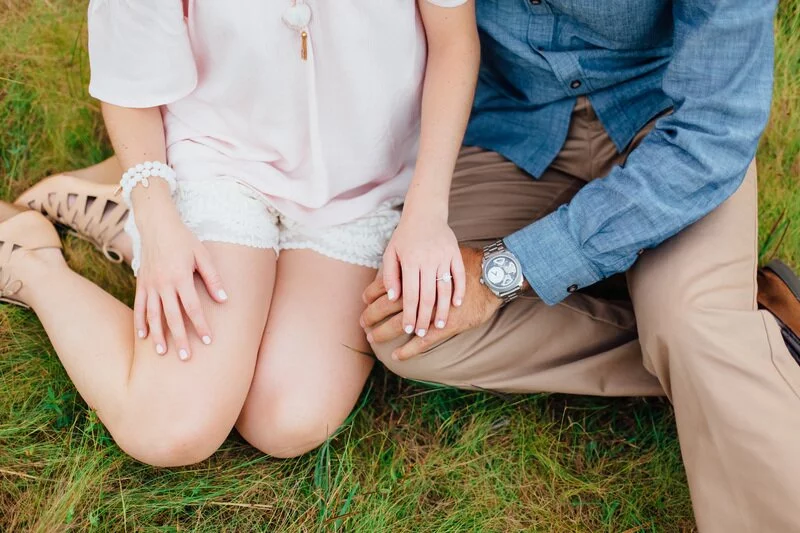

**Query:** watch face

left=483, top=252, right=522, bottom=292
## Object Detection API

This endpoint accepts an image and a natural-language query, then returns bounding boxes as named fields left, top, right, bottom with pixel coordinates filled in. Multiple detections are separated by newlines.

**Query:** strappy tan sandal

left=15, top=174, right=128, bottom=263
left=0, top=208, right=63, bottom=309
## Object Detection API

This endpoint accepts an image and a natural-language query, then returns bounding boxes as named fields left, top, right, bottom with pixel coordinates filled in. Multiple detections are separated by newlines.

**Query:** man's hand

left=360, top=246, right=502, bottom=361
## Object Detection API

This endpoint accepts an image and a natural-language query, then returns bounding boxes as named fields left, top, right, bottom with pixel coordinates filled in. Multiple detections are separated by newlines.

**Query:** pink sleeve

left=87, top=0, right=197, bottom=108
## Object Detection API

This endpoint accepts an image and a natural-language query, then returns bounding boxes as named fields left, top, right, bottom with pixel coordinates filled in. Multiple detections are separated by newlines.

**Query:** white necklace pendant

left=282, top=1, right=312, bottom=61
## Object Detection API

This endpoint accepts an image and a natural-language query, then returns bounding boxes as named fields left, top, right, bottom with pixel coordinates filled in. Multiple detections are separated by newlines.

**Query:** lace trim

left=279, top=242, right=381, bottom=269
left=127, top=179, right=400, bottom=275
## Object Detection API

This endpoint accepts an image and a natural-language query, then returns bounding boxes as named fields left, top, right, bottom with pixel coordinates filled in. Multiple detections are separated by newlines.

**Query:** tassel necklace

left=282, top=0, right=312, bottom=60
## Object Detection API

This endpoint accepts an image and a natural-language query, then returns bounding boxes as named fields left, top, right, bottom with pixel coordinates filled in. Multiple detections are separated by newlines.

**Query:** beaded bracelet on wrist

left=118, top=161, right=177, bottom=206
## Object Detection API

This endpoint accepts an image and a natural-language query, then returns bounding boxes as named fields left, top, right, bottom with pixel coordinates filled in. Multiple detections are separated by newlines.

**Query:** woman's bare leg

left=15, top=237, right=276, bottom=466
left=62, top=156, right=122, bottom=184
left=235, top=250, right=375, bottom=458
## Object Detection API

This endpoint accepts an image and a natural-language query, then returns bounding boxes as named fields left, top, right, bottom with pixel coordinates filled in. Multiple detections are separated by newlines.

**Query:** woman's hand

left=100, top=103, right=226, bottom=360
left=133, top=199, right=228, bottom=361
left=362, top=247, right=501, bottom=361
left=380, top=0, right=476, bottom=338
left=382, top=210, right=465, bottom=337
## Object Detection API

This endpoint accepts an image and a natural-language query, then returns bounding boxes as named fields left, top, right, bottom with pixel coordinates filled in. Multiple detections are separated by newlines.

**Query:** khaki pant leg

left=373, top=147, right=663, bottom=396
left=628, top=163, right=800, bottom=532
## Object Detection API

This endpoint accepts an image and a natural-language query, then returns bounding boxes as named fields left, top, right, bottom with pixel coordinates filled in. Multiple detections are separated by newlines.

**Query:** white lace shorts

left=125, top=179, right=401, bottom=275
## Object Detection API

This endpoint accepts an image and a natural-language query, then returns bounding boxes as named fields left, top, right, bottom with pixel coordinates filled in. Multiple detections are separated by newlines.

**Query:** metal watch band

left=482, top=240, right=524, bottom=305
left=482, top=239, right=508, bottom=261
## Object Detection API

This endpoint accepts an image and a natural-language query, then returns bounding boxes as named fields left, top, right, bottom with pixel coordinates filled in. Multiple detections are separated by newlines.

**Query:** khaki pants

left=372, top=98, right=800, bottom=532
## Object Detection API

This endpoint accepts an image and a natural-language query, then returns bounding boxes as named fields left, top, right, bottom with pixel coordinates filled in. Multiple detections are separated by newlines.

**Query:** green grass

left=1, top=1, right=797, bottom=531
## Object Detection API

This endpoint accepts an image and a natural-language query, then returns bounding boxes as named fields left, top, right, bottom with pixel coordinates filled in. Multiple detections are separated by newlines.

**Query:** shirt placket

left=524, top=0, right=590, bottom=98
left=525, top=0, right=554, bottom=51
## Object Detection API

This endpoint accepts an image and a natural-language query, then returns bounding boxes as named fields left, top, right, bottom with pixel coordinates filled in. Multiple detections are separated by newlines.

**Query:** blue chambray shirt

left=465, top=0, right=777, bottom=305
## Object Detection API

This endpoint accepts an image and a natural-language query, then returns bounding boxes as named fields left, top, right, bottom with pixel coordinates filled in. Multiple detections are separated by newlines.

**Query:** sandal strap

left=0, top=227, right=61, bottom=305
left=29, top=183, right=127, bottom=260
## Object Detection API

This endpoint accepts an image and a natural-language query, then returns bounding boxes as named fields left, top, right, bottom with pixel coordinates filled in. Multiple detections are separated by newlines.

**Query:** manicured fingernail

left=366, top=332, right=374, bottom=343
left=404, top=325, right=414, bottom=335
left=454, top=298, right=463, bottom=307
left=416, top=329, right=426, bottom=337
left=436, top=320, right=445, bottom=329
left=218, top=290, right=228, bottom=301
left=388, top=289, right=396, bottom=301
left=137, top=329, right=146, bottom=339
left=179, top=349, right=190, bottom=361
left=156, top=344, right=165, bottom=355
left=202, top=335, right=212, bottom=345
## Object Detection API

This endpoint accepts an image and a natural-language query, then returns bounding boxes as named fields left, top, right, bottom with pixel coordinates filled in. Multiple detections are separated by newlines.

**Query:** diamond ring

left=436, top=274, right=453, bottom=283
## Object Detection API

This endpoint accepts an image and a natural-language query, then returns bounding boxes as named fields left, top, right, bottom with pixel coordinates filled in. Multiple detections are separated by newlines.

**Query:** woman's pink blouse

left=88, top=0, right=466, bottom=226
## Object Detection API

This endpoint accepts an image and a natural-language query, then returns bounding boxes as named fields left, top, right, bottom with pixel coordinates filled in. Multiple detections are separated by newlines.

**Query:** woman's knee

left=111, top=408, right=232, bottom=467
left=118, top=336, right=263, bottom=466
left=236, top=397, right=350, bottom=459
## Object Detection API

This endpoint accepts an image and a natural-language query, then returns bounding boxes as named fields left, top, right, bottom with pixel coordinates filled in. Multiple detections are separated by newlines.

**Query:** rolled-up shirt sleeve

left=505, top=0, right=777, bottom=305
left=87, top=0, right=197, bottom=108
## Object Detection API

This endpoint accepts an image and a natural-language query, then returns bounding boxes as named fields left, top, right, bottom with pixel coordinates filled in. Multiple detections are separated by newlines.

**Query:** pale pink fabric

left=87, top=0, right=466, bottom=227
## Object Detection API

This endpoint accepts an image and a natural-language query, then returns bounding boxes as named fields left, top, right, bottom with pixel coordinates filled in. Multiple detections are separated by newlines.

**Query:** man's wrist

left=521, top=278, right=531, bottom=293
left=463, top=246, right=501, bottom=299
left=480, top=239, right=530, bottom=304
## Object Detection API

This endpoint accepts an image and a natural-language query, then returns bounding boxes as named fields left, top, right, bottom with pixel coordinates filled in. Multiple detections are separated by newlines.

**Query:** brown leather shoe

left=758, top=260, right=800, bottom=359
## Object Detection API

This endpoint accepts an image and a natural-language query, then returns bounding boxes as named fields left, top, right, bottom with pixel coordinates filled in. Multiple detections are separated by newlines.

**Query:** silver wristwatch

left=480, top=240, right=525, bottom=305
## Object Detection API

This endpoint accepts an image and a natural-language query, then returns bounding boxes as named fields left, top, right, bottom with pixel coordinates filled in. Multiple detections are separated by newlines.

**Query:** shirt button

left=570, top=80, right=582, bottom=89
left=637, top=249, right=645, bottom=256
left=567, top=284, right=578, bottom=293
left=530, top=0, right=542, bottom=4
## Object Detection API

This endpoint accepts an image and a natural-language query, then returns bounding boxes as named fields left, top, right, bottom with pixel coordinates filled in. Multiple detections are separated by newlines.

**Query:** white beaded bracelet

left=118, top=161, right=178, bottom=205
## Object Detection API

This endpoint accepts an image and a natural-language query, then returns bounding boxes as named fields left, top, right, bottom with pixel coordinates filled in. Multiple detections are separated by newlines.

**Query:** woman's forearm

left=101, top=103, right=177, bottom=228
left=405, top=1, right=480, bottom=218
